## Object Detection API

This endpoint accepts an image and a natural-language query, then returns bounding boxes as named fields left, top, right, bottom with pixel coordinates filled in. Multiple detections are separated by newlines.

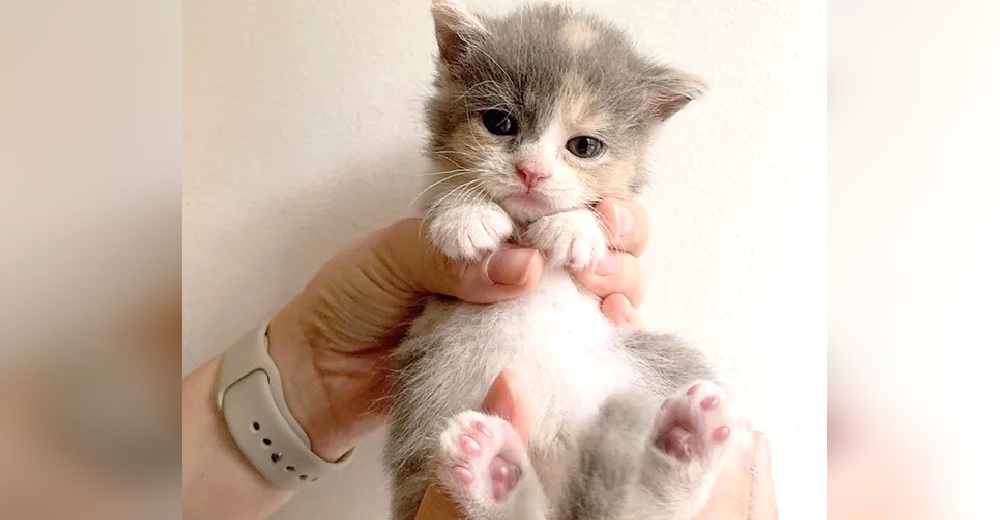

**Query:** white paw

left=435, top=411, right=529, bottom=505
left=524, top=210, right=607, bottom=271
left=428, top=204, right=515, bottom=261
left=654, top=381, right=748, bottom=464
left=652, top=381, right=751, bottom=513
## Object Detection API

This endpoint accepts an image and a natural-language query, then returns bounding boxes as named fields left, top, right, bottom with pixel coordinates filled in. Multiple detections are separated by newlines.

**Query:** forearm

left=181, top=356, right=294, bottom=520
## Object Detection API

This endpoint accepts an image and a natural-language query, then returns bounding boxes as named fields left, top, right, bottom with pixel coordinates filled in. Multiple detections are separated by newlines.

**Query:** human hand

left=695, top=431, right=778, bottom=520
left=266, top=199, right=649, bottom=461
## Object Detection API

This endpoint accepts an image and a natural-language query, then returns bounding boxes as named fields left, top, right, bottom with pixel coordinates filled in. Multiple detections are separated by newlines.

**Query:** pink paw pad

left=655, top=381, right=741, bottom=463
left=452, top=465, right=475, bottom=485
left=488, top=454, right=521, bottom=500
left=437, top=411, right=527, bottom=504
left=460, top=435, right=482, bottom=455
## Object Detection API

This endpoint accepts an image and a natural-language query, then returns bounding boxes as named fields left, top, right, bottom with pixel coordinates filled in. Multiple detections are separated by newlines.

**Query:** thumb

left=479, top=368, right=531, bottom=443
left=749, top=434, right=778, bottom=519
left=377, top=218, right=544, bottom=304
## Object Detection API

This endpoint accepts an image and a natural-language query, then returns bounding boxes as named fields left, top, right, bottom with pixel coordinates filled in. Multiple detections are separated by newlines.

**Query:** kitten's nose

left=515, top=163, right=550, bottom=189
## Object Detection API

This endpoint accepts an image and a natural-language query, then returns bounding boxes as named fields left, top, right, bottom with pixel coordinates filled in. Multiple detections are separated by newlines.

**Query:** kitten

left=385, top=2, right=750, bottom=519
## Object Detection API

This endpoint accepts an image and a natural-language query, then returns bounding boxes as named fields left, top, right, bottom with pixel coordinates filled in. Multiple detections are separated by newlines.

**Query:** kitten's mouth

left=496, top=190, right=559, bottom=223
left=503, top=190, right=549, bottom=207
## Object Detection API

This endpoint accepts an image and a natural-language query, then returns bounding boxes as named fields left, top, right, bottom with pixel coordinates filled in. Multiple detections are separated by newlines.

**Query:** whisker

left=408, top=170, right=472, bottom=209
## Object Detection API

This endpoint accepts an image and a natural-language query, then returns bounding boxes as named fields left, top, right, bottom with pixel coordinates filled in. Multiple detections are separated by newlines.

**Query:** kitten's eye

left=482, top=109, right=518, bottom=136
left=566, top=136, right=605, bottom=158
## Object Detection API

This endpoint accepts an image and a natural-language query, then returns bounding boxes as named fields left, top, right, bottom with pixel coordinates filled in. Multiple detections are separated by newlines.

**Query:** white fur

left=428, top=201, right=515, bottom=261
left=436, top=411, right=548, bottom=520
left=524, top=208, right=608, bottom=270
left=642, top=381, right=750, bottom=519
left=485, top=267, right=644, bottom=506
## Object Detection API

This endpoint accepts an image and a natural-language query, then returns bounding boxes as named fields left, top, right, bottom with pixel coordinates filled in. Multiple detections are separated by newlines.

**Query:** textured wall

left=182, top=0, right=826, bottom=518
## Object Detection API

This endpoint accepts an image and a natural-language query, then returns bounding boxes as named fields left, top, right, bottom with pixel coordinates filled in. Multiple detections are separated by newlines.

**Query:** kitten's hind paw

left=644, top=380, right=751, bottom=517
left=654, top=381, right=747, bottom=464
left=436, top=411, right=528, bottom=503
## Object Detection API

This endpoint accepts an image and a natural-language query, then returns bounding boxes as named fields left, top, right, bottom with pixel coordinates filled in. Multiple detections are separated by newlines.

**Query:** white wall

left=183, top=0, right=826, bottom=518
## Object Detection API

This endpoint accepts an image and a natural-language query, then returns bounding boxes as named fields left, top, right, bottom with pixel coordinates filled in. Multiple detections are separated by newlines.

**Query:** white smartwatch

left=214, top=322, right=352, bottom=489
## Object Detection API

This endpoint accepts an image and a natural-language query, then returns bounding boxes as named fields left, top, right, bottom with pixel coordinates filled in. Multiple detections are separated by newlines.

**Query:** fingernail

left=757, top=435, right=771, bottom=472
left=613, top=202, right=634, bottom=236
left=594, top=253, right=621, bottom=276
left=487, top=249, right=536, bottom=285
left=503, top=368, right=521, bottom=404
left=622, top=301, right=635, bottom=323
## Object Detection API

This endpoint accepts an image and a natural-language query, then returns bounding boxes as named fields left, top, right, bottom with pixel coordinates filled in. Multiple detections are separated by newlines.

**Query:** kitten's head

left=425, top=0, right=705, bottom=223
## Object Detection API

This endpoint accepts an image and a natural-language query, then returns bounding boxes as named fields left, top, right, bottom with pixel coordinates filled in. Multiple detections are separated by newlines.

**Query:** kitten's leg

left=567, top=391, right=659, bottom=520
left=435, top=411, right=548, bottom=520
left=637, top=380, right=751, bottom=519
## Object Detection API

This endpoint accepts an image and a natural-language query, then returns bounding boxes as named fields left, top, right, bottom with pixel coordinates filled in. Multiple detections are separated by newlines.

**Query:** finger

left=378, top=218, right=544, bottom=303
left=479, top=368, right=531, bottom=443
left=413, top=485, right=460, bottom=520
left=599, top=293, right=636, bottom=326
left=593, top=199, right=649, bottom=256
left=750, top=433, right=778, bottom=520
left=575, top=253, right=646, bottom=308
left=693, top=431, right=757, bottom=520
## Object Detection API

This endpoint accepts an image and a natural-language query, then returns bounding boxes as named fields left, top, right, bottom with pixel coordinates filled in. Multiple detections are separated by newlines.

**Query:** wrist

left=267, top=298, right=374, bottom=462
left=183, top=358, right=293, bottom=519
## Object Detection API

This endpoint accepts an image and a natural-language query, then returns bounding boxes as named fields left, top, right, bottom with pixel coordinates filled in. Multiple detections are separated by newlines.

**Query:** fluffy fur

left=384, top=2, right=747, bottom=519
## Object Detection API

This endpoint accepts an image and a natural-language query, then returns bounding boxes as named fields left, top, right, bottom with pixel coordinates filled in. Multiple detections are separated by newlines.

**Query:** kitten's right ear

left=431, top=0, right=488, bottom=67
left=646, top=67, right=709, bottom=121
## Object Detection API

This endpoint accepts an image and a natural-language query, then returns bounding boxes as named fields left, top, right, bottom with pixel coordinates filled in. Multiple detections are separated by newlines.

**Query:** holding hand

left=265, top=200, right=650, bottom=461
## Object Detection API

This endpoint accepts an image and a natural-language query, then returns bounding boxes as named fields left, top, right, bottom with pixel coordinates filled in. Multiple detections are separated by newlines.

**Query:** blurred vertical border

left=830, top=1, right=999, bottom=519
left=0, top=0, right=179, bottom=518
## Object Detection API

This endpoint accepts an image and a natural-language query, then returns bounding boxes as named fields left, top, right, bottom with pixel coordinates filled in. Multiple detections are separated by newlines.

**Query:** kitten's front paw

left=524, top=210, right=607, bottom=271
left=428, top=204, right=515, bottom=261
left=435, top=411, right=529, bottom=505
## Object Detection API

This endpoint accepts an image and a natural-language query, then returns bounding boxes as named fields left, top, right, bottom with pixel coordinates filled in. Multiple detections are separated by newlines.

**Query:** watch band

left=214, top=322, right=352, bottom=489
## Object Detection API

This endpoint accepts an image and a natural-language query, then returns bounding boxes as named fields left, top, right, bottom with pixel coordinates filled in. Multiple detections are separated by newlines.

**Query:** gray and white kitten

left=386, top=2, right=750, bottom=519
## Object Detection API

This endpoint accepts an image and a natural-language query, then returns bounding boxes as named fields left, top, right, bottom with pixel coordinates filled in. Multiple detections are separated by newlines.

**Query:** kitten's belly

left=405, top=267, right=643, bottom=506
left=506, top=270, right=637, bottom=439
left=432, top=267, right=641, bottom=447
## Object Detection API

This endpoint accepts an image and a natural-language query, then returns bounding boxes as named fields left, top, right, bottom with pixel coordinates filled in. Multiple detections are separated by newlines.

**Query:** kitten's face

left=426, top=0, right=705, bottom=223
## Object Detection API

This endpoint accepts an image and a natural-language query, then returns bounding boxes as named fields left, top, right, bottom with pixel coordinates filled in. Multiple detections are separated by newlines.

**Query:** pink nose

left=516, top=163, right=549, bottom=189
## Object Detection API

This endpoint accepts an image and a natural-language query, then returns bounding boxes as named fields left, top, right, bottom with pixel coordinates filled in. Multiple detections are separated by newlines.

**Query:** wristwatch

left=214, top=322, right=352, bottom=489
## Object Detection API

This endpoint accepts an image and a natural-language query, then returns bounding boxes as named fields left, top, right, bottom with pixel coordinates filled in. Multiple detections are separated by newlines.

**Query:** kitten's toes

left=524, top=211, right=607, bottom=271
left=640, top=381, right=750, bottom=517
left=429, top=205, right=515, bottom=261
left=653, top=380, right=748, bottom=466
left=436, top=411, right=529, bottom=504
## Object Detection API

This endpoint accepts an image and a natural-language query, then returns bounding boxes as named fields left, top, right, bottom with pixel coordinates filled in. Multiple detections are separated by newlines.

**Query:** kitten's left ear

left=431, top=0, right=488, bottom=68
left=646, top=67, right=708, bottom=121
